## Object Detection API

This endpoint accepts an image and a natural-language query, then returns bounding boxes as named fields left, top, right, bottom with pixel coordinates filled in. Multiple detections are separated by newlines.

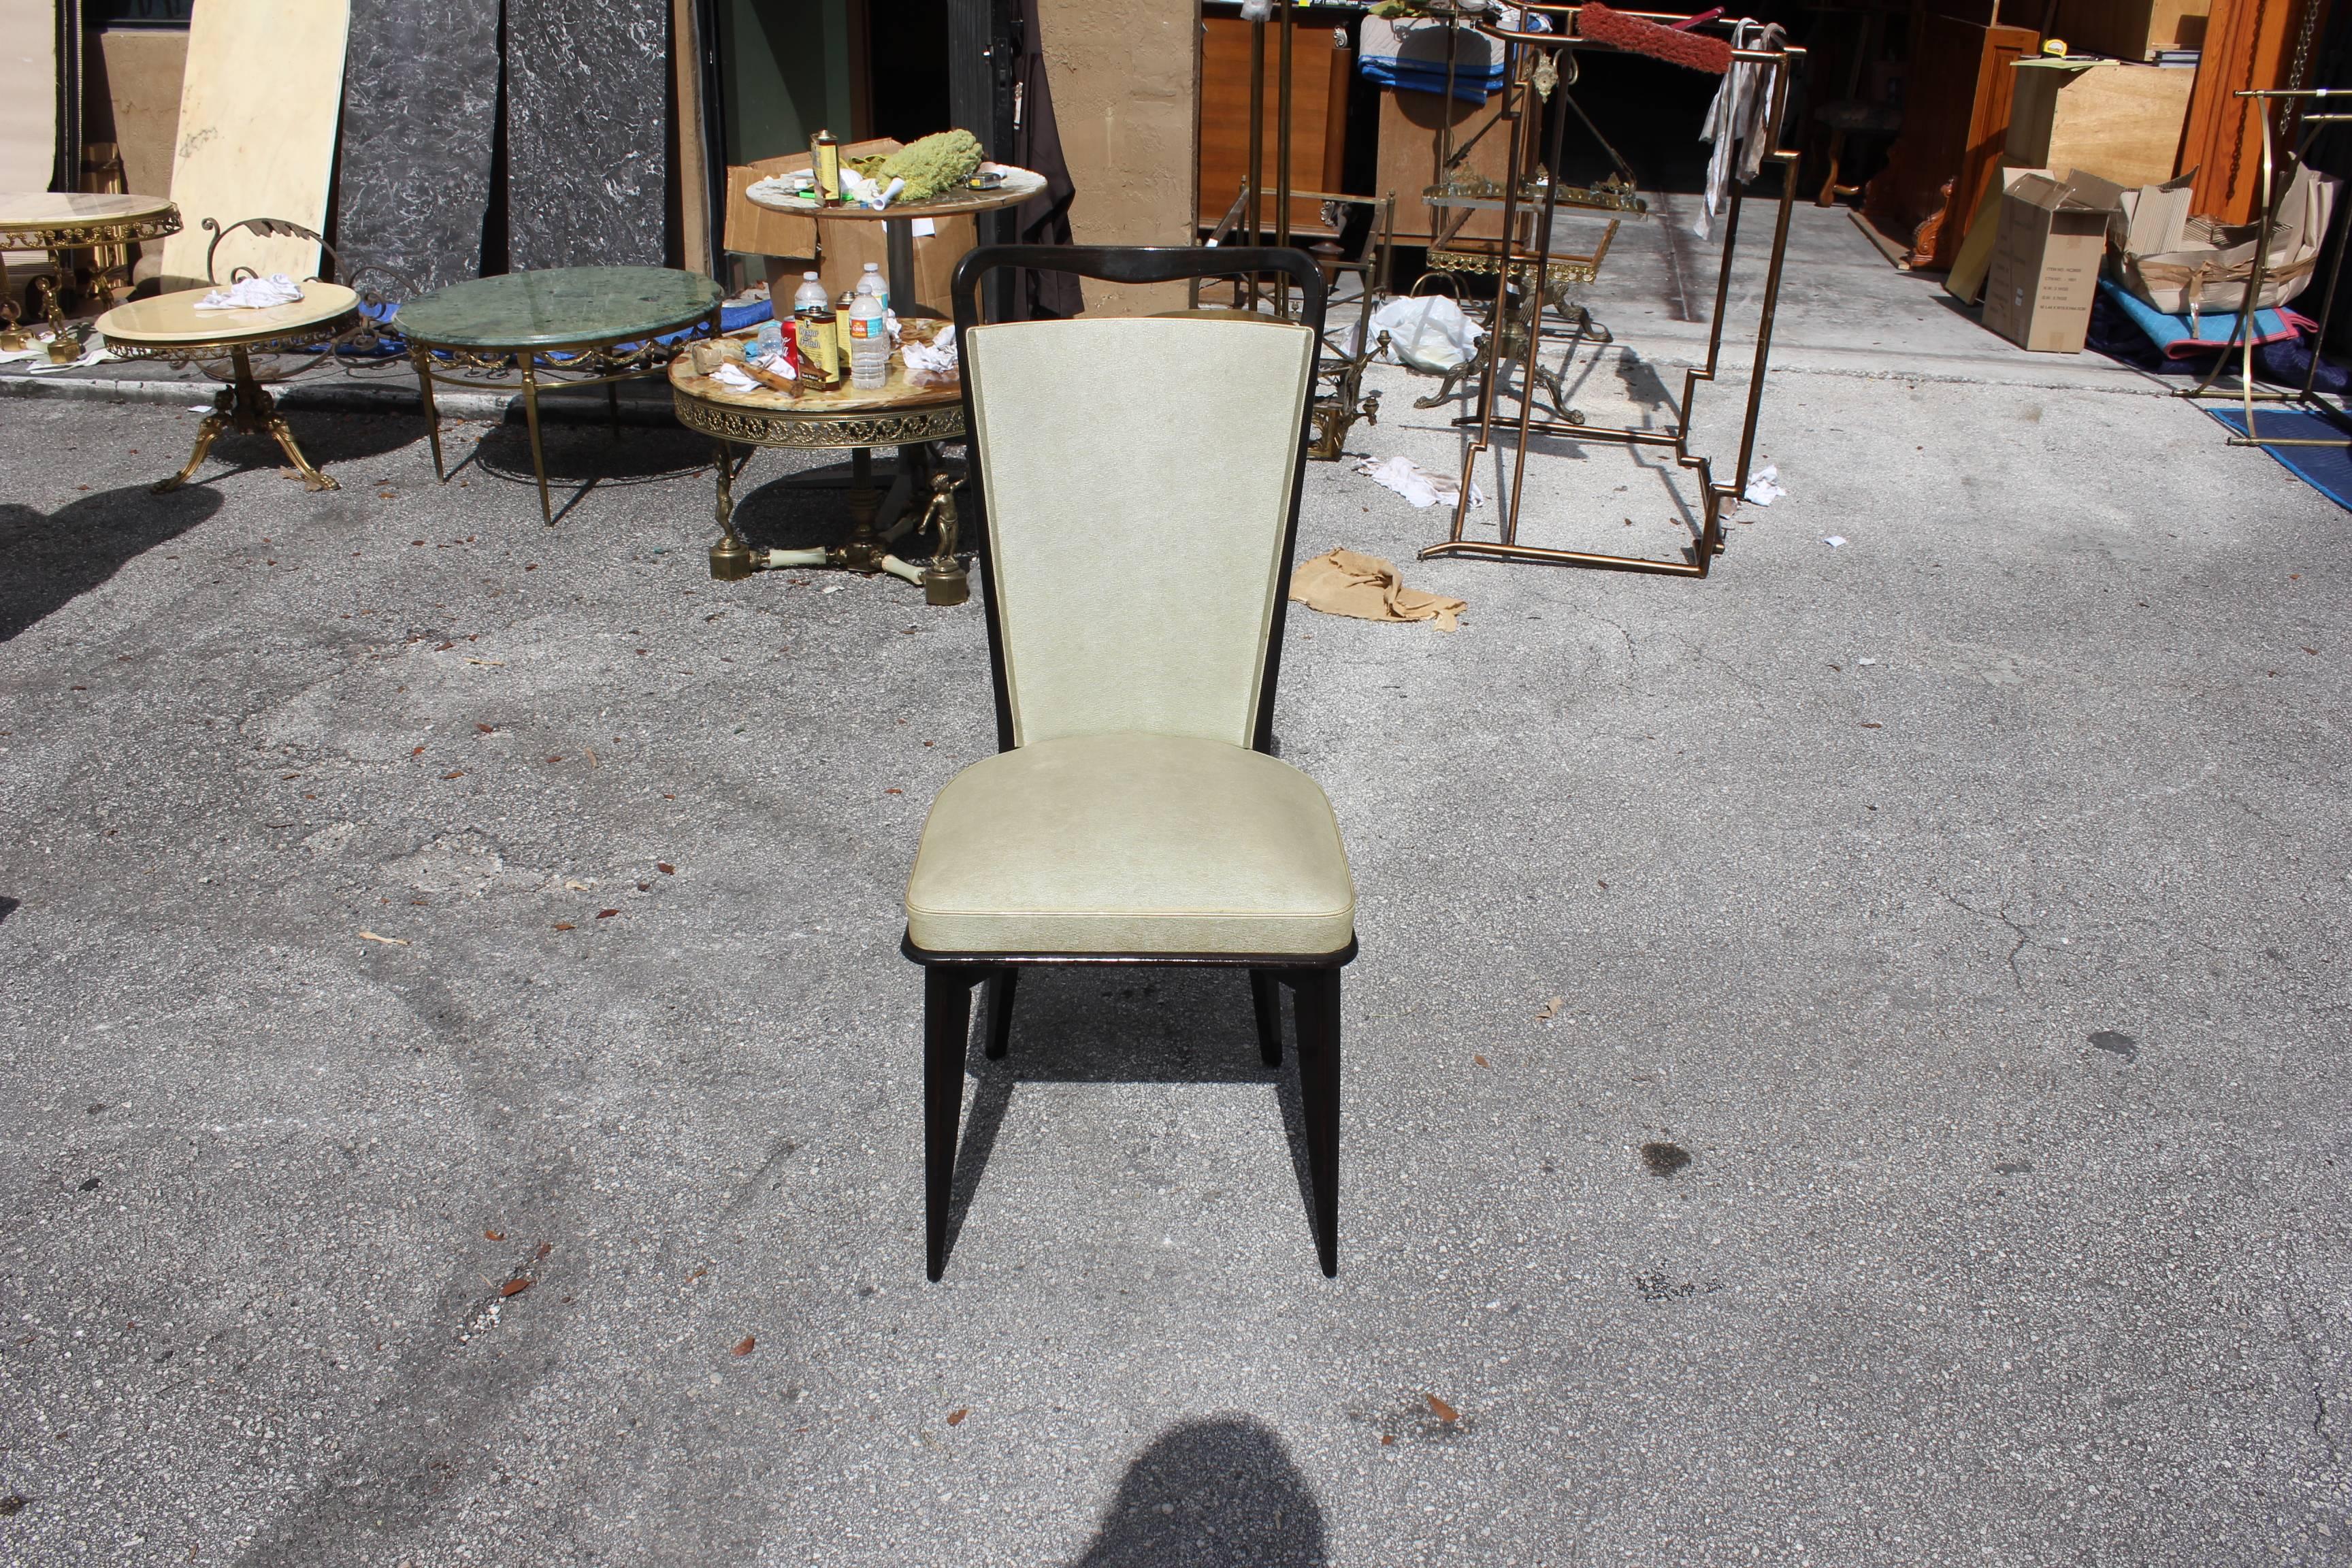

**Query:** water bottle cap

left=803, top=272, right=819, bottom=280
left=864, top=263, right=880, bottom=272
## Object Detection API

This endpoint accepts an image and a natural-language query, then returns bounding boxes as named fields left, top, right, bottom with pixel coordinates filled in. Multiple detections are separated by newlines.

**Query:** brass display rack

left=1417, top=3, right=1802, bottom=579
left=1190, top=3, right=1397, bottom=461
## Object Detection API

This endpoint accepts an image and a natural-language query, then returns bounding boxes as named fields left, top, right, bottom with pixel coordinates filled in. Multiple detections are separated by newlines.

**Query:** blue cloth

left=338, top=293, right=771, bottom=359
left=1359, top=18, right=1503, bottom=103
left=2085, top=282, right=2352, bottom=397
left=2206, top=403, right=2352, bottom=511
left=2098, top=279, right=2302, bottom=357
left=1360, top=57, right=1503, bottom=103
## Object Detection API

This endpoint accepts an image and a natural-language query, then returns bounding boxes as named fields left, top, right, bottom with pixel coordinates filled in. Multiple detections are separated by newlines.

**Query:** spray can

left=811, top=129, right=841, bottom=206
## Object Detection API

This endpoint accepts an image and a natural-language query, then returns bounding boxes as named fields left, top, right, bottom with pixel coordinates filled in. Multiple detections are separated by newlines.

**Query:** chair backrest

left=952, top=246, right=1326, bottom=754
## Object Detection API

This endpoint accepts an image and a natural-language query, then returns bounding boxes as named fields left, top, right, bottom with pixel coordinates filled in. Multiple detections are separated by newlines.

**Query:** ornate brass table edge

left=672, top=393, right=965, bottom=448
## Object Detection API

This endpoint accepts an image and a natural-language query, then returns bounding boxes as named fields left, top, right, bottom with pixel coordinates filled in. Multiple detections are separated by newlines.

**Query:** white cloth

left=710, top=363, right=760, bottom=393
left=1695, top=22, right=1785, bottom=241
left=193, top=274, right=306, bottom=311
left=1354, top=455, right=1486, bottom=510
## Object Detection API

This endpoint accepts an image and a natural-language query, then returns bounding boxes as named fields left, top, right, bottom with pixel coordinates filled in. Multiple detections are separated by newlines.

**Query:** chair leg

left=984, top=966, right=1017, bottom=1060
left=1250, top=969, right=1284, bottom=1067
left=924, top=966, right=978, bottom=1280
left=1292, top=967, right=1342, bottom=1277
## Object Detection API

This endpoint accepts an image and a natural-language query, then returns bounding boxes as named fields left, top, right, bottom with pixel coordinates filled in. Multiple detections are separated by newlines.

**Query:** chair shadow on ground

left=938, top=966, right=1322, bottom=1277
left=1066, top=1416, right=1328, bottom=1567
left=0, top=482, right=221, bottom=643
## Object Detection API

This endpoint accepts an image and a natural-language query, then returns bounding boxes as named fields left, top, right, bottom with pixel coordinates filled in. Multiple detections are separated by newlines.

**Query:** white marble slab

left=157, top=0, right=350, bottom=292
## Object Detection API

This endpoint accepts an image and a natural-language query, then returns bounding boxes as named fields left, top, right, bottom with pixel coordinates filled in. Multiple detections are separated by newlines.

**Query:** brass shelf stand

left=2174, top=86, right=2352, bottom=450
left=1416, top=5, right=1802, bottom=579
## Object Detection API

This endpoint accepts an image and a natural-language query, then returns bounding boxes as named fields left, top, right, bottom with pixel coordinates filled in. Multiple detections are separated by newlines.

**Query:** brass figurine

left=918, top=472, right=969, bottom=606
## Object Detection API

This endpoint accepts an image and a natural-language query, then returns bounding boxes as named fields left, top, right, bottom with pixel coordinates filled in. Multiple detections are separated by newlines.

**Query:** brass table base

left=154, top=346, right=338, bottom=495
left=707, top=443, right=968, bottom=604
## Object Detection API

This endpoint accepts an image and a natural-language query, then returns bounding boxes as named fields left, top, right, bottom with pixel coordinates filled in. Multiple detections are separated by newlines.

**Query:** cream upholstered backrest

left=962, top=316, right=1316, bottom=749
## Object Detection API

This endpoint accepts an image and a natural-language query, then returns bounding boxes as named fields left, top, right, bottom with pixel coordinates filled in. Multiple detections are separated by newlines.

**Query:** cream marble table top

left=97, top=282, right=360, bottom=348
left=0, top=191, right=176, bottom=225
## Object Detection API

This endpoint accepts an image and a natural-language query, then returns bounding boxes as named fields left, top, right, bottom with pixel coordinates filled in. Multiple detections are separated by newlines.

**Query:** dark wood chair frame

left=904, top=244, right=1352, bottom=1281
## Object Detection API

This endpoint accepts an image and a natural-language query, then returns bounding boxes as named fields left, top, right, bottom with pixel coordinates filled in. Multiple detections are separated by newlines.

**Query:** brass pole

left=1247, top=16, right=1266, bottom=309
left=1276, top=0, right=1294, bottom=318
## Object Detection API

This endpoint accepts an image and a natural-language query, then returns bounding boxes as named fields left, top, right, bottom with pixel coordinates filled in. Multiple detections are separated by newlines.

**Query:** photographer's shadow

left=1068, top=1417, right=1327, bottom=1567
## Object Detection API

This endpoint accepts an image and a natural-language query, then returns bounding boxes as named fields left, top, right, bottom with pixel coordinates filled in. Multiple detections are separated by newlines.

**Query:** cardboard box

left=1981, top=172, right=2117, bottom=353
left=723, top=139, right=981, bottom=316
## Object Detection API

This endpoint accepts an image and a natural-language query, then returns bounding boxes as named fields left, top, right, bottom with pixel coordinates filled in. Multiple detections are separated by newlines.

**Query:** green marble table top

left=394, top=266, right=723, bottom=349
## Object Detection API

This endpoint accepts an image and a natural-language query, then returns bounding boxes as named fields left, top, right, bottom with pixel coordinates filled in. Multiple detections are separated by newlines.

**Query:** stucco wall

left=1036, top=0, right=1196, bottom=315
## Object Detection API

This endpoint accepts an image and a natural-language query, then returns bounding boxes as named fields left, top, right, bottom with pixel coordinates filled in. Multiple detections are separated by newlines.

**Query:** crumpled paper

left=1354, top=454, right=1485, bottom=509
left=1288, top=548, right=1466, bottom=633
left=1742, top=463, right=1786, bottom=507
left=194, top=274, right=305, bottom=311
left=900, top=325, right=958, bottom=387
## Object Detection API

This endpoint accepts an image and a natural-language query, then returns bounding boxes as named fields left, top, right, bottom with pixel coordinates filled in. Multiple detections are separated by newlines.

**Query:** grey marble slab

left=504, top=0, right=668, bottom=272
left=335, top=0, right=502, bottom=299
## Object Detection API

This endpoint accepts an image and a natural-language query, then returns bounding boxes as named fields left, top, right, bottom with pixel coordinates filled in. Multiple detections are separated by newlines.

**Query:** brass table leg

left=521, top=357, right=552, bottom=525
left=154, top=389, right=231, bottom=495
left=837, top=446, right=887, bottom=572
left=412, top=346, right=447, bottom=480
left=708, top=440, right=753, bottom=581
left=153, top=346, right=336, bottom=493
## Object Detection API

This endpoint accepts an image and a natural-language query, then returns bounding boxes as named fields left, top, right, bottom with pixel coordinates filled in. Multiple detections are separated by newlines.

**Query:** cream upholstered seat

left=906, top=244, right=1356, bottom=1282
left=904, top=732, right=1354, bottom=957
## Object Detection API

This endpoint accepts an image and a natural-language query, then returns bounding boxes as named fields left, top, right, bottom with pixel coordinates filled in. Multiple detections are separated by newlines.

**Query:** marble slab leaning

left=158, top=0, right=350, bottom=291
left=504, top=0, right=666, bottom=271
left=336, top=0, right=501, bottom=299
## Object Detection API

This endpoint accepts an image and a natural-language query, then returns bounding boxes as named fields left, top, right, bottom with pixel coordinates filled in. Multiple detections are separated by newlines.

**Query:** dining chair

left=904, top=243, right=1356, bottom=1281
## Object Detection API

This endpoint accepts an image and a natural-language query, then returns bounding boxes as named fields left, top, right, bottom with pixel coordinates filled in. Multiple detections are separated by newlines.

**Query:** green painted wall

left=717, top=0, right=856, bottom=165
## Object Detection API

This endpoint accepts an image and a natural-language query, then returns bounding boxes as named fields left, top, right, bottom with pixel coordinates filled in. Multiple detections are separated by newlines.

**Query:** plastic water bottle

left=855, top=261, right=890, bottom=316
left=753, top=316, right=785, bottom=361
left=849, top=289, right=889, bottom=390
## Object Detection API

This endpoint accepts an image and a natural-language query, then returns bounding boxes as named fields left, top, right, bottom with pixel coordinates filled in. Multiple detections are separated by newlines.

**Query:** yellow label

left=815, top=142, right=840, bottom=203
left=795, top=316, right=836, bottom=378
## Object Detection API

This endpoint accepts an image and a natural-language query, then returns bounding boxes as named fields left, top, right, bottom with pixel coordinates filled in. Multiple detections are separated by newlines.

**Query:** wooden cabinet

left=1196, top=16, right=1352, bottom=236
left=2004, top=58, right=2196, bottom=186
left=1863, top=12, right=2039, bottom=269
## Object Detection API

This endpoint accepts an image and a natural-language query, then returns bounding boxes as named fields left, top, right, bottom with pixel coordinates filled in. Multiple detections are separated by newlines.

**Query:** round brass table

left=97, top=282, right=361, bottom=493
left=669, top=329, right=967, bottom=598
left=0, top=191, right=181, bottom=344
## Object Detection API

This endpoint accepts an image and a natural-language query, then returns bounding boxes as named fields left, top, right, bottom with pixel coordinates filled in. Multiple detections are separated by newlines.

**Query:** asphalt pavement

left=1, top=210, right=2347, bottom=1566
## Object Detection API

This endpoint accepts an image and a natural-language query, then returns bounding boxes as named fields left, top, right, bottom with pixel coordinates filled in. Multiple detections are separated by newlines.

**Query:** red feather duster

left=1576, top=3, right=1735, bottom=74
